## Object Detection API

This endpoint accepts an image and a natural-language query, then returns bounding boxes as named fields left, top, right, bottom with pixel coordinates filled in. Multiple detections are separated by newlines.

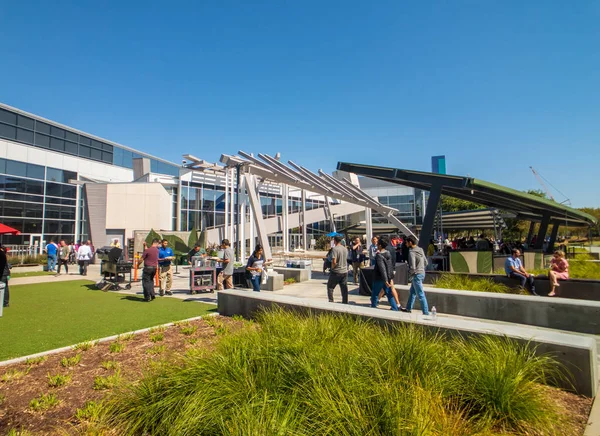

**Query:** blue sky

left=1, top=1, right=599, bottom=207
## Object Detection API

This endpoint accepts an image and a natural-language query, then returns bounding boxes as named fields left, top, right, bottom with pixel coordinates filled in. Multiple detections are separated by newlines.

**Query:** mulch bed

left=0, top=316, right=243, bottom=435
left=0, top=315, right=594, bottom=435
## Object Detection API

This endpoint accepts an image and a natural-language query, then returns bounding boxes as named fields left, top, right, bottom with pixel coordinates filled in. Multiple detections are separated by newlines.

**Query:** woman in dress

left=246, top=245, right=265, bottom=292
left=548, top=250, right=569, bottom=297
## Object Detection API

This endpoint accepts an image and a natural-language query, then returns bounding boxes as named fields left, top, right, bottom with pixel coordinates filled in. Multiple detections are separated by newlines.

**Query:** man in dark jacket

left=370, top=237, right=399, bottom=311
left=0, top=245, right=8, bottom=307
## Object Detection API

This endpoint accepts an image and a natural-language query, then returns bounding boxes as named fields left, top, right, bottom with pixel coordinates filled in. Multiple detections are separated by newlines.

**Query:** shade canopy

left=336, top=163, right=596, bottom=228
left=434, top=208, right=509, bottom=231
left=0, top=223, right=21, bottom=235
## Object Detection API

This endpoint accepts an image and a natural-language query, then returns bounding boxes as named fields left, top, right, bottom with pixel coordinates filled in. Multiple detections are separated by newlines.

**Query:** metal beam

left=548, top=222, right=560, bottom=253
left=534, top=212, right=551, bottom=250
left=419, top=183, right=442, bottom=250
left=301, top=189, right=307, bottom=250
left=244, top=174, right=272, bottom=259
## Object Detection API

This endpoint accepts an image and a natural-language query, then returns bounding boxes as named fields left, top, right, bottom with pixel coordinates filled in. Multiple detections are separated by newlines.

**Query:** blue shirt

left=46, top=243, right=57, bottom=255
left=158, top=246, right=174, bottom=266
left=504, top=256, right=522, bottom=275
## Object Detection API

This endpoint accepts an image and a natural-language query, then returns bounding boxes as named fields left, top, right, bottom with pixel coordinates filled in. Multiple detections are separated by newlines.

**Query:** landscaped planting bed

left=0, top=311, right=593, bottom=435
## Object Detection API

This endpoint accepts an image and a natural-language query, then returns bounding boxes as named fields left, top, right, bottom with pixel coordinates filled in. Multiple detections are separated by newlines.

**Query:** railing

left=4, top=245, right=40, bottom=257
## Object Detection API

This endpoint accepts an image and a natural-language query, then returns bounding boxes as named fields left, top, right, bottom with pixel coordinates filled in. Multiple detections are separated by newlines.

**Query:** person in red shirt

left=141, top=239, right=160, bottom=301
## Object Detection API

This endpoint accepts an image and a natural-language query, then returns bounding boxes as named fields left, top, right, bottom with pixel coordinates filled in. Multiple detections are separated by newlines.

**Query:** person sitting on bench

left=548, top=250, right=569, bottom=297
left=504, top=248, right=537, bottom=295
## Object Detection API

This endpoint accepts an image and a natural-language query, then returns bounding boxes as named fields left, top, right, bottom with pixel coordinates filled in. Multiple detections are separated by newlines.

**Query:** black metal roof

left=336, top=162, right=596, bottom=227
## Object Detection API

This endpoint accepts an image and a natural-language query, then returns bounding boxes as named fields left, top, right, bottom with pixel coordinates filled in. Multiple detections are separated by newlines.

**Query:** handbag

left=261, top=268, right=269, bottom=285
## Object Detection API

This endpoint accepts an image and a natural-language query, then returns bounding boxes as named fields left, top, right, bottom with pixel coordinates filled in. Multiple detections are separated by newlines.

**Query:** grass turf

left=0, top=280, right=216, bottom=361
left=9, top=271, right=54, bottom=278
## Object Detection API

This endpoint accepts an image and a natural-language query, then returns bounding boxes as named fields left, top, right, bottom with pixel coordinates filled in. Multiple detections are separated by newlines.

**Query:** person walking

left=327, top=235, right=349, bottom=304
left=45, top=240, right=58, bottom=272
left=217, top=239, right=234, bottom=290
left=68, top=242, right=76, bottom=264
left=56, top=240, right=69, bottom=275
left=350, top=237, right=363, bottom=284
left=368, top=236, right=378, bottom=267
left=158, top=239, right=175, bottom=296
left=87, top=240, right=95, bottom=264
left=141, top=239, right=160, bottom=301
left=505, top=248, right=537, bottom=295
left=402, top=235, right=430, bottom=315
left=370, top=237, right=399, bottom=311
left=246, top=245, right=266, bottom=292
left=0, top=245, right=9, bottom=308
left=76, top=241, right=92, bottom=275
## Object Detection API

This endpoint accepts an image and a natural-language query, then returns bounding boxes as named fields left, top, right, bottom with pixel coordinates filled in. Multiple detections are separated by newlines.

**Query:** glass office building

left=0, top=103, right=180, bottom=246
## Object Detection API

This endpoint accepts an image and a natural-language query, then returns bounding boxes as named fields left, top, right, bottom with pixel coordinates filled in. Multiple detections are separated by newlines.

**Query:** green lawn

left=0, top=280, right=216, bottom=360
left=9, top=271, right=53, bottom=278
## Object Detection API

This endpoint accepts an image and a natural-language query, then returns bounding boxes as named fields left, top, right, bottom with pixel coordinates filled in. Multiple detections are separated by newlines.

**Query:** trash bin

left=0, top=282, right=5, bottom=317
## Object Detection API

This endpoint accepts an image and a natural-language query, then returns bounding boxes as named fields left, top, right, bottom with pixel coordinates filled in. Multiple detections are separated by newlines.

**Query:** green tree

left=440, top=196, right=485, bottom=212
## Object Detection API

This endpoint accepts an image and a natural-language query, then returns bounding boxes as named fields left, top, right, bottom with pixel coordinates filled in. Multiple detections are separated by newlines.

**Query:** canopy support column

left=245, top=174, right=272, bottom=259
left=419, top=184, right=442, bottom=250
left=526, top=221, right=536, bottom=245
left=548, top=222, right=560, bottom=253
left=534, top=213, right=551, bottom=250
left=301, top=189, right=307, bottom=250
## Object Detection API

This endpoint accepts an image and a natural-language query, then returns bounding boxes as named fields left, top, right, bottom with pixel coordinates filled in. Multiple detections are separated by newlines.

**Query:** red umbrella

left=0, top=223, right=21, bottom=235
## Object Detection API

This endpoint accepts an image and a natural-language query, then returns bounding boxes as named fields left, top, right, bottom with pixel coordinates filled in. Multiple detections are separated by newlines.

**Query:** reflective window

left=102, top=151, right=112, bottom=163
left=17, top=115, right=34, bottom=130
left=51, top=126, right=65, bottom=138
left=90, top=148, right=102, bottom=161
left=79, top=145, right=91, bottom=157
left=50, top=138, right=65, bottom=151
left=122, top=149, right=133, bottom=168
left=0, top=159, right=5, bottom=174
left=0, top=123, right=16, bottom=140
left=7, top=161, right=27, bottom=177
left=113, top=147, right=123, bottom=166
left=64, top=170, right=77, bottom=182
left=35, top=121, right=51, bottom=134
left=34, top=133, right=50, bottom=148
left=46, top=182, right=63, bottom=197
left=46, top=168, right=63, bottom=182
left=62, top=185, right=76, bottom=198
left=16, top=128, right=34, bottom=144
left=65, top=131, right=78, bottom=142
left=26, top=163, right=45, bottom=180
left=64, top=141, right=78, bottom=155
left=0, top=109, right=17, bottom=125
left=79, top=136, right=91, bottom=145
left=102, top=143, right=113, bottom=152
left=91, top=139, right=103, bottom=149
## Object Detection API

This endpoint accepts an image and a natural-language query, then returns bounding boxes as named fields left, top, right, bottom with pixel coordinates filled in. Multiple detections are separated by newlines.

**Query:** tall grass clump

left=101, top=308, right=567, bottom=435
left=434, top=273, right=525, bottom=294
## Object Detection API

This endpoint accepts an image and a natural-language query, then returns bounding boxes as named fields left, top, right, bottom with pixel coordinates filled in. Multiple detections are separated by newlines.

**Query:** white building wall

left=105, top=183, right=172, bottom=239
left=0, top=139, right=133, bottom=182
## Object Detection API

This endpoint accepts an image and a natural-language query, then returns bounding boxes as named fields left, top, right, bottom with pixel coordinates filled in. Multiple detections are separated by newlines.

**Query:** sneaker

left=166, top=291, right=173, bottom=296
left=159, top=291, right=165, bottom=296
left=400, top=308, right=412, bottom=313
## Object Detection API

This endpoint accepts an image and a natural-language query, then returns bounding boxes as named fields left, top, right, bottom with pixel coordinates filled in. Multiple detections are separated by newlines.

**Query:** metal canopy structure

left=336, top=162, right=597, bottom=252
left=434, top=208, right=509, bottom=231
left=217, top=152, right=416, bottom=258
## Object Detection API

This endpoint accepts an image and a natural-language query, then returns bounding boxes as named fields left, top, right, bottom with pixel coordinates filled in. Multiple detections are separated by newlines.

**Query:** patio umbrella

left=326, top=232, right=342, bottom=237
left=0, top=223, right=20, bottom=235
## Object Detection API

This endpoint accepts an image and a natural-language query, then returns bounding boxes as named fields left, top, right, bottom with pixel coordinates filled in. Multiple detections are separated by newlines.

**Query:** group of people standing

left=45, top=240, right=94, bottom=276
left=326, top=234, right=431, bottom=316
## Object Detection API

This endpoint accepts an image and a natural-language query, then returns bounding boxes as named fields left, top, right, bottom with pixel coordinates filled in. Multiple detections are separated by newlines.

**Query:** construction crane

left=529, top=166, right=556, bottom=201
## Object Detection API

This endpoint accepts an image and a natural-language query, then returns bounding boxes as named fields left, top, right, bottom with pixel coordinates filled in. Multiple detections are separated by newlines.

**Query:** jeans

left=250, top=275, right=261, bottom=292
left=78, top=260, right=89, bottom=275
left=57, top=258, right=68, bottom=274
left=371, top=279, right=399, bottom=311
left=2, top=278, right=8, bottom=307
left=509, top=272, right=536, bottom=294
left=142, top=266, right=157, bottom=300
left=406, top=273, right=429, bottom=315
left=327, top=272, right=349, bottom=303
left=47, top=254, right=57, bottom=271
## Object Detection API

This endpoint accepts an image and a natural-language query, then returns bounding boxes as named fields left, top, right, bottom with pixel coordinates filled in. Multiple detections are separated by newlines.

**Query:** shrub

left=101, top=360, right=120, bottom=371
left=29, top=393, right=59, bottom=411
left=109, top=342, right=125, bottom=353
left=146, top=345, right=166, bottom=355
left=433, top=273, right=526, bottom=294
left=180, top=325, right=198, bottom=336
left=25, top=356, right=47, bottom=366
left=119, top=332, right=136, bottom=342
left=73, top=341, right=94, bottom=352
left=150, top=332, right=164, bottom=342
left=93, top=371, right=122, bottom=390
left=284, top=277, right=297, bottom=285
left=1, top=368, right=29, bottom=383
left=76, top=400, right=104, bottom=422
left=100, top=309, right=567, bottom=435
left=5, top=428, right=33, bottom=436
left=60, top=354, right=81, bottom=368
left=47, top=373, right=71, bottom=388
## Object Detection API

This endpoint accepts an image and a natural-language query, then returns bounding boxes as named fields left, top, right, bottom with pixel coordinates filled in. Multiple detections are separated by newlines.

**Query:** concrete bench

left=218, top=290, right=597, bottom=397
left=424, top=271, right=600, bottom=301
left=394, top=286, right=600, bottom=334
left=260, top=273, right=284, bottom=291
left=273, top=267, right=311, bottom=283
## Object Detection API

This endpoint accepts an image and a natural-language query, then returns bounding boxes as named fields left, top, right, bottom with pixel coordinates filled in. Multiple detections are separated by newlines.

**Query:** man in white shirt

left=77, top=241, right=92, bottom=276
